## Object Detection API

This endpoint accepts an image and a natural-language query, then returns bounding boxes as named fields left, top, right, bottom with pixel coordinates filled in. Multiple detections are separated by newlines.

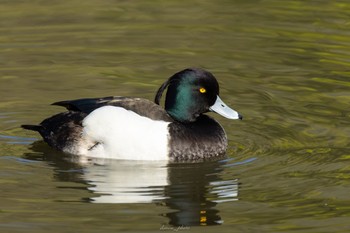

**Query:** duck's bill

left=209, top=95, right=242, bottom=120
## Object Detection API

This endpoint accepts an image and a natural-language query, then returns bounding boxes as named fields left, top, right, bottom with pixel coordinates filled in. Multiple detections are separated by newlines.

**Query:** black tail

left=21, top=124, right=42, bottom=132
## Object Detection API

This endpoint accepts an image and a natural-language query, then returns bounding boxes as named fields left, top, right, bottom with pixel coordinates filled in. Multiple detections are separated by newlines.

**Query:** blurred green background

left=1, top=1, right=350, bottom=232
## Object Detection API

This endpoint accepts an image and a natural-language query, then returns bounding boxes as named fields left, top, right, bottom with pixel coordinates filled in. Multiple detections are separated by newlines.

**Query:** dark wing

left=52, top=96, right=173, bottom=122
left=52, top=96, right=119, bottom=112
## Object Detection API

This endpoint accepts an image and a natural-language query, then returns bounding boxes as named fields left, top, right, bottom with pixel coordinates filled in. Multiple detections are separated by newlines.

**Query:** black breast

left=168, top=115, right=228, bottom=162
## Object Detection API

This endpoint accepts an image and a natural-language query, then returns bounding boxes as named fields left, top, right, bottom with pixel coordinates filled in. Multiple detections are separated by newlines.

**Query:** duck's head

left=155, top=68, right=242, bottom=123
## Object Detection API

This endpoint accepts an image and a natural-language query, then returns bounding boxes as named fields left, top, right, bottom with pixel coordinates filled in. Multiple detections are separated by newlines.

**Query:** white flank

left=81, top=106, right=170, bottom=160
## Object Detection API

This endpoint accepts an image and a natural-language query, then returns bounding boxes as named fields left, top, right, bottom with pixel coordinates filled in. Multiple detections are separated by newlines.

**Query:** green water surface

left=1, top=0, right=350, bottom=232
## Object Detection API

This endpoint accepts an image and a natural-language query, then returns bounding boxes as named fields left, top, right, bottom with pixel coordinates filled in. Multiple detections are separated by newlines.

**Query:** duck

left=22, top=68, right=242, bottom=162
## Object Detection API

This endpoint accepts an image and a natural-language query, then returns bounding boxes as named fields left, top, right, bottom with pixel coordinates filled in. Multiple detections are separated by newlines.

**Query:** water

left=1, top=0, right=350, bottom=232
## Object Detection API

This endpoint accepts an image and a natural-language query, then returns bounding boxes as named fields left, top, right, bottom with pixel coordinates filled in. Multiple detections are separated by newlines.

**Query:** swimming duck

left=22, top=68, right=242, bottom=162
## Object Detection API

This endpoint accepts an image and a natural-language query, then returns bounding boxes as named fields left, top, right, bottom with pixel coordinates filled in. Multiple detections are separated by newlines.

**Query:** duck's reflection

left=85, top=160, right=169, bottom=203
left=164, top=162, right=238, bottom=226
left=24, top=142, right=239, bottom=226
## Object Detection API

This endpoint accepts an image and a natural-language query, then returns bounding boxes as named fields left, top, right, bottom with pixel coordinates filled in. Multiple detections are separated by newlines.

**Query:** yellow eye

left=199, top=87, right=206, bottom=93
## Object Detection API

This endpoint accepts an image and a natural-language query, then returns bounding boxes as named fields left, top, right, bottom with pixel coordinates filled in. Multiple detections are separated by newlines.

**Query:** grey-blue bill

left=209, top=95, right=242, bottom=120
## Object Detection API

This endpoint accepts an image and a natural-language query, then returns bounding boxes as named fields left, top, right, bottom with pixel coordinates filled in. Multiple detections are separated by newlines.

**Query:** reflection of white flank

left=83, top=160, right=169, bottom=203
left=209, top=179, right=239, bottom=203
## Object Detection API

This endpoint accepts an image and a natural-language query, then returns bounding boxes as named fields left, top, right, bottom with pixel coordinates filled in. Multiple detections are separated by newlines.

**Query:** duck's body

left=22, top=68, right=242, bottom=162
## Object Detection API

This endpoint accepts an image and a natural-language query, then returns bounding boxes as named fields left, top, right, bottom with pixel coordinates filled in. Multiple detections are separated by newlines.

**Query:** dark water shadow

left=23, top=141, right=240, bottom=226
left=163, top=161, right=239, bottom=226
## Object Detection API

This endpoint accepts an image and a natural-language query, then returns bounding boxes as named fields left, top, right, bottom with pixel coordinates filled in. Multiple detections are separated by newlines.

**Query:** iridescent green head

left=155, top=68, right=242, bottom=123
